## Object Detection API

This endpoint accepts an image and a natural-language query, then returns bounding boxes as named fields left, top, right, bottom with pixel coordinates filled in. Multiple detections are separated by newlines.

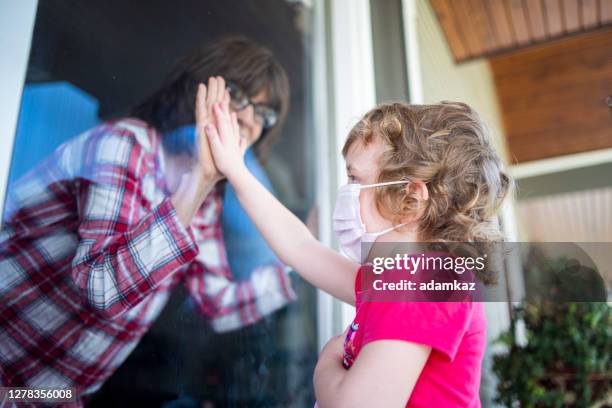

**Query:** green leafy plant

left=493, top=257, right=611, bottom=407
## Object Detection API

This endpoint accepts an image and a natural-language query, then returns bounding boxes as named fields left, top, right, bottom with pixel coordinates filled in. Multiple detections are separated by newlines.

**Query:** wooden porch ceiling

left=429, top=0, right=612, bottom=62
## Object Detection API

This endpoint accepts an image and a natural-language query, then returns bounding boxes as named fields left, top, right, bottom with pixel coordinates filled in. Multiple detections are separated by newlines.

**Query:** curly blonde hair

left=343, top=101, right=513, bottom=245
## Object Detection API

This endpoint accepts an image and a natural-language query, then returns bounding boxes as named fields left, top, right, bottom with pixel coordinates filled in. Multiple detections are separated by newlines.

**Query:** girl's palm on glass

left=206, top=101, right=247, bottom=180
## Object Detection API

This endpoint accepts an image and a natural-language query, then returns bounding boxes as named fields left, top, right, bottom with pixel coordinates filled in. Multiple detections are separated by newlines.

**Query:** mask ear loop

left=361, top=180, right=412, bottom=236
left=360, top=180, right=411, bottom=190
left=369, top=222, right=409, bottom=238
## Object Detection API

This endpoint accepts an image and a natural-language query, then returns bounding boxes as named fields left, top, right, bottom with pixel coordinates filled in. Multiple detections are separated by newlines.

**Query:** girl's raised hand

left=194, top=76, right=229, bottom=182
left=205, top=99, right=248, bottom=182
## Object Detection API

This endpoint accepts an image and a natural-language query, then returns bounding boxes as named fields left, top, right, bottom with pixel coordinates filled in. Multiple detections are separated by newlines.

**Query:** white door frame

left=0, top=0, right=38, bottom=220
left=313, top=0, right=377, bottom=349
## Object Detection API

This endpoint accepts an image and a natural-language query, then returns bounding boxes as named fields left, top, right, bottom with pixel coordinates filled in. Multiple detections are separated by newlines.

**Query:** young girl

left=202, top=90, right=511, bottom=407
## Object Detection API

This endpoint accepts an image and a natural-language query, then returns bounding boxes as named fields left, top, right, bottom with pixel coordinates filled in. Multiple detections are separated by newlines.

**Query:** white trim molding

left=313, top=0, right=335, bottom=351
left=510, top=147, right=612, bottom=179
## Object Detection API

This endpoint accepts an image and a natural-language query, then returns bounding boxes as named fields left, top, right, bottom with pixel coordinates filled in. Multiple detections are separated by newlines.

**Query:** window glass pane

left=2, top=1, right=318, bottom=406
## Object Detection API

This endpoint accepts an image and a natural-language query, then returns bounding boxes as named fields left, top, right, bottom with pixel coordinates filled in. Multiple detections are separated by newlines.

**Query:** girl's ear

left=406, top=180, right=429, bottom=203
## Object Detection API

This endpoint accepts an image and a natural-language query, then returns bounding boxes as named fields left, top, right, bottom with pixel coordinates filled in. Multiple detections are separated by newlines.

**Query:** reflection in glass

left=1, top=1, right=318, bottom=407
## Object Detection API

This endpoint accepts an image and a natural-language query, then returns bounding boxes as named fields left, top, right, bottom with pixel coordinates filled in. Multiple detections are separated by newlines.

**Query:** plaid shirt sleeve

left=71, top=127, right=199, bottom=319
left=184, top=188, right=297, bottom=333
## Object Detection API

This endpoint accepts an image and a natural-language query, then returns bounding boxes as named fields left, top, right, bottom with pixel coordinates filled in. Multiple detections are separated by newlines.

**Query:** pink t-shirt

left=342, top=265, right=486, bottom=407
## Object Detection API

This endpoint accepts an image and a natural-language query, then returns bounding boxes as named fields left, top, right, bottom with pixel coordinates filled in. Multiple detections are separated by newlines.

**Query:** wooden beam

left=491, top=30, right=612, bottom=162
left=429, top=0, right=470, bottom=60
left=452, top=0, right=487, bottom=55
left=488, top=0, right=516, bottom=47
left=561, top=0, right=581, bottom=32
left=429, top=0, right=610, bottom=62
left=506, top=0, right=532, bottom=44
left=543, top=0, right=564, bottom=36
left=468, top=0, right=499, bottom=52
left=524, top=0, right=548, bottom=40
left=581, top=0, right=599, bottom=28
left=602, top=0, right=612, bottom=24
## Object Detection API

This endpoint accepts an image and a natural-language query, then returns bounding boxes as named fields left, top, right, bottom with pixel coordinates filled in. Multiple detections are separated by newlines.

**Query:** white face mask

left=332, top=180, right=410, bottom=263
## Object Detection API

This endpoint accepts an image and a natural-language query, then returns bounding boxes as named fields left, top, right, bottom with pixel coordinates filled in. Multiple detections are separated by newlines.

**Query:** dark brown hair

left=131, top=36, right=290, bottom=159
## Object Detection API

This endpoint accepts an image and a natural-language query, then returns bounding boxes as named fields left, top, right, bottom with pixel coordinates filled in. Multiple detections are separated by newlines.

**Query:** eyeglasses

left=226, top=81, right=279, bottom=129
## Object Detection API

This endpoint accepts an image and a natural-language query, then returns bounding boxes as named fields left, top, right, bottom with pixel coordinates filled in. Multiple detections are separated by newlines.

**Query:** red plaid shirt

left=0, top=119, right=296, bottom=407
